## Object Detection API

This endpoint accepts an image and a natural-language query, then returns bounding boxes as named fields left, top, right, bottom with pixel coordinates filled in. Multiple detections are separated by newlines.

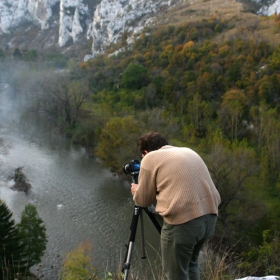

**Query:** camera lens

left=122, top=160, right=140, bottom=175
left=123, top=163, right=131, bottom=174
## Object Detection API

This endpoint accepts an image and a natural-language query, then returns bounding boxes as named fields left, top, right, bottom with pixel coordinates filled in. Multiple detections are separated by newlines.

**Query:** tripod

left=122, top=174, right=161, bottom=280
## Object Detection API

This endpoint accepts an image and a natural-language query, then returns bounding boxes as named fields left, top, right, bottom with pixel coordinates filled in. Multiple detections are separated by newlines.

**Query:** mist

left=0, top=58, right=68, bottom=207
left=0, top=60, right=40, bottom=123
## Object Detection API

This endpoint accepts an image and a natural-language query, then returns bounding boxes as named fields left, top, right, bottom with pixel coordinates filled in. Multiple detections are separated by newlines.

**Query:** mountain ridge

left=0, top=0, right=279, bottom=60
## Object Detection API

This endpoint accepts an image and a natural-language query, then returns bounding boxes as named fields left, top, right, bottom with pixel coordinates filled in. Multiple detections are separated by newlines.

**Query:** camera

left=123, top=159, right=140, bottom=175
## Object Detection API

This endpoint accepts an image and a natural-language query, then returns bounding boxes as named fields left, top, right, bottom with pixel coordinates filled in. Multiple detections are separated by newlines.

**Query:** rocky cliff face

left=85, top=0, right=177, bottom=59
left=0, top=0, right=90, bottom=48
left=0, top=0, right=177, bottom=59
left=0, top=0, right=278, bottom=59
left=0, top=0, right=58, bottom=32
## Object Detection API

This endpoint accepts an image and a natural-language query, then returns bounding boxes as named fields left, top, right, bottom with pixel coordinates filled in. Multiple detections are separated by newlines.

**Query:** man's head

left=137, top=132, right=168, bottom=155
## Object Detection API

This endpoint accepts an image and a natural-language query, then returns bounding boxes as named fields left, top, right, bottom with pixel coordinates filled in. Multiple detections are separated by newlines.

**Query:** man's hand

left=131, top=183, right=139, bottom=196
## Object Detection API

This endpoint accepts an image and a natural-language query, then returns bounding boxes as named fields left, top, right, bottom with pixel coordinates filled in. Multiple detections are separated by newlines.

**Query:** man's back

left=134, top=145, right=221, bottom=224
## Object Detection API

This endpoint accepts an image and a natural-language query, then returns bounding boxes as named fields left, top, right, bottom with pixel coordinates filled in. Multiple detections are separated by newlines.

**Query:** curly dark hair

left=137, top=132, right=168, bottom=154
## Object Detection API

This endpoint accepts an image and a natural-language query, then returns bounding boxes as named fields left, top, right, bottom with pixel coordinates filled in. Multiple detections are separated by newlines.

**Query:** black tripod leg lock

left=123, top=263, right=130, bottom=270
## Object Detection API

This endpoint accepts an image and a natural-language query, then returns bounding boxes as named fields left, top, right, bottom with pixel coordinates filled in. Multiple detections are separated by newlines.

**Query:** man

left=131, top=132, right=221, bottom=280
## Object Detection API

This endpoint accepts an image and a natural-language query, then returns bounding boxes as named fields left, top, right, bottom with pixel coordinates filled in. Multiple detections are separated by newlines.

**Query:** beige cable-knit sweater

left=133, top=145, right=221, bottom=225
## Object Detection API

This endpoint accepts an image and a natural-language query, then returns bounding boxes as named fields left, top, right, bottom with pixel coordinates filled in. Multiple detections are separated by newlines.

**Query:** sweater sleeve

left=133, top=167, right=157, bottom=207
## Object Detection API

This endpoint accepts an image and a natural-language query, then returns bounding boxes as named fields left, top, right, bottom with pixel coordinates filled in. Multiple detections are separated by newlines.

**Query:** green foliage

left=187, top=93, right=213, bottom=133
left=60, top=241, right=126, bottom=280
left=0, top=201, right=48, bottom=279
left=72, top=19, right=277, bottom=132
left=120, top=63, right=148, bottom=89
left=220, top=89, right=248, bottom=140
left=240, top=230, right=280, bottom=275
left=25, top=49, right=38, bottom=61
left=249, top=104, right=280, bottom=178
left=203, top=135, right=267, bottom=244
left=225, top=62, right=242, bottom=84
left=43, top=53, right=69, bottom=68
left=268, top=45, right=280, bottom=69
left=105, top=271, right=124, bottom=280
left=13, top=48, right=22, bottom=59
left=95, top=116, right=140, bottom=173
left=95, top=108, right=180, bottom=172
left=16, top=204, right=48, bottom=268
left=60, top=242, right=97, bottom=280
left=71, top=120, right=100, bottom=150
left=0, top=200, right=27, bottom=279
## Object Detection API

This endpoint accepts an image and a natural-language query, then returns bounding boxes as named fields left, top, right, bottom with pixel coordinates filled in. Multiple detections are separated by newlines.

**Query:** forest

left=1, top=10, right=280, bottom=278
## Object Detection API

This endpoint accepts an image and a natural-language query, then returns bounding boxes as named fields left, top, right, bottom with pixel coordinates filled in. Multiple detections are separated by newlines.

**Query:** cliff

left=0, top=0, right=278, bottom=60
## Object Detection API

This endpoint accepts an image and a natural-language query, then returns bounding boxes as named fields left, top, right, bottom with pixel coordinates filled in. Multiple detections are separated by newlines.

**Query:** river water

left=0, top=84, right=161, bottom=279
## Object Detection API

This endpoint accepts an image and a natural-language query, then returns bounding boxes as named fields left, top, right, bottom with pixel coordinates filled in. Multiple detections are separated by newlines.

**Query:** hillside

left=0, top=0, right=279, bottom=60
left=1, top=0, right=280, bottom=276
left=154, top=0, right=280, bottom=47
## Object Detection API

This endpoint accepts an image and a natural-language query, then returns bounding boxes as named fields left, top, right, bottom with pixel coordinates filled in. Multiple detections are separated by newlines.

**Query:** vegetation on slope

left=1, top=1, right=280, bottom=276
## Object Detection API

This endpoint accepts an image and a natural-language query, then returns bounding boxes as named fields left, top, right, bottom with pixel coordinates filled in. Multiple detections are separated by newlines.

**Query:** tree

left=13, top=48, right=22, bottom=59
left=0, top=200, right=27, bottom=279
left=220, top=89, right=247, bottom=140
left=16, top=204, right=47, bottom=268
left=137, top=108, right=179, bottom=139
left=187, top=93, right=213, bottom=133
left=159, top=44, right=173, bottom=67
left=0, top=202, right=47, bottom=279
left=95, top=116, right=140, bottom=173
left=95, top=108, right=180, bottom=173
left=183, top=40, right=195, bottom=53
left=25, top=49, right=38, bottom=61
left=60, top=242, right=97, bottom=280
left=205, top=138, right=267, bottom=245
left=39, top=74, right=90, bottom=130
left=258, top=74, right=280, bottom=106
left=121, top=63, right=148, bottom=89
left=226, top=62, right=242, bottom=85
left=250, top=104, right=280, bottom=177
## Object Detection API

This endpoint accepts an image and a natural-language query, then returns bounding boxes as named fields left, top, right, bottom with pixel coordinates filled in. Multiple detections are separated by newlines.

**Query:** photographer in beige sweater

left=131, top=132, right=221, bottom=280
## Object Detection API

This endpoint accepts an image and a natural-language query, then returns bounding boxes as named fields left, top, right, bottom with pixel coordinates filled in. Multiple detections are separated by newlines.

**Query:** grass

left=107, top=240, right=245, bottom=280
left=153, top=0, right=280, bottom=47
left=2, top=238, right=278, bottom=280
left=200, top=241, right=243, bottom=280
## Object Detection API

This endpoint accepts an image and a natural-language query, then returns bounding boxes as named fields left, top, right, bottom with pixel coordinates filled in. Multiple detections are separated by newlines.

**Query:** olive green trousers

left=161, top=214, right=217, bottom=280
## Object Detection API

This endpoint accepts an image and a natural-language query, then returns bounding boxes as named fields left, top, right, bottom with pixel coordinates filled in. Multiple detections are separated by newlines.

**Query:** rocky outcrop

left=85, top=0, right=178, bottom=60
left=0, top=0, right=89, bottom=49
left=10, top=167, right=32, bottom=193
left=0, top=0, right=176, bottom=59
left=0, top=0, right=278, bottom=59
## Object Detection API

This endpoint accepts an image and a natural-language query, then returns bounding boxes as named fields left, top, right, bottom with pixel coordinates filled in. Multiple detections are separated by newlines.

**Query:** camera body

left=123, top=159, right=140, bottom=183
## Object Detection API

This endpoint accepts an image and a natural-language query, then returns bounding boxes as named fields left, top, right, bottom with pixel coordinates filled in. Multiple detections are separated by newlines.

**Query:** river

left=0, top=83, right=161, bottom=279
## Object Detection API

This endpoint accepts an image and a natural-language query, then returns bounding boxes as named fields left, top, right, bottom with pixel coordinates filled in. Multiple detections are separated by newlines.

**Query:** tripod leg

left=123, top=205, right=141, bottom=280
left=123, top=206, right=161, bottom=279
left=123, top=241, right=134, bottom=280
left=140, top=210, right=146, bottom=259
left=144, top=207, right=162, bottom=234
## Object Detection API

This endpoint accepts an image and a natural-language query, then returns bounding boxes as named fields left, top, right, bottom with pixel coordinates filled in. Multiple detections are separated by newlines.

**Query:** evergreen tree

left=0, top=200, right=27, bottom=280
left=16, top=204, right=47, bottom=268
